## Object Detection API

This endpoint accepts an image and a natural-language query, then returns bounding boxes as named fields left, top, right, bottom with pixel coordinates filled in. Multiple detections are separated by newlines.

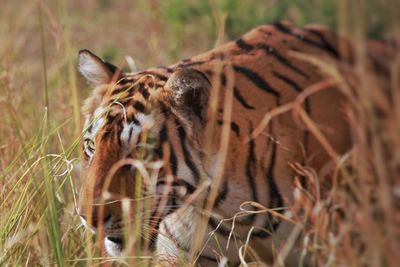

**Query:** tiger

left=76, top=20, right=380, bottom=266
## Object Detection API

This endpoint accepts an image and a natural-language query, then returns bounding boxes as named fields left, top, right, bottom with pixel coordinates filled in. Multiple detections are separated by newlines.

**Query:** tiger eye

left=85, top=139, right=95, bottom=152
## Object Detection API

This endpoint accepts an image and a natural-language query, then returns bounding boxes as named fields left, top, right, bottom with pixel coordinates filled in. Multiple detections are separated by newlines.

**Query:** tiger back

left=77, top=21, right=368, bottom=266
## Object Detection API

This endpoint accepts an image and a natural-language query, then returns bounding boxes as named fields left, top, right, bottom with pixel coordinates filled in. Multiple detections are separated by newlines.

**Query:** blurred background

left=0, top=0, right=399, bottom=266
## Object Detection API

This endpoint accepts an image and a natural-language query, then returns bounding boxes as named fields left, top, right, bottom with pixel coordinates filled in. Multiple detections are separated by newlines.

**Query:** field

left=1, top=0, right=399, bottom=266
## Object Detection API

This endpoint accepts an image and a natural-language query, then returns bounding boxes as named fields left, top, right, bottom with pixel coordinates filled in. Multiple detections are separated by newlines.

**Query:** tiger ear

left=78, top=49, right=122, bottom=87
left=164, top=68, right=211, bottom=123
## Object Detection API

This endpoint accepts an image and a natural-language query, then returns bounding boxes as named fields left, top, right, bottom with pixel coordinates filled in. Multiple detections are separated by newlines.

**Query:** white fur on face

left=89, top=107, right=106, bottom=131
left=120, top=114, right=153, bottom=146
left=156, top=206, right=199, bottom=258
left=104, top=238, right=123, bottom=256
left=82, top=107, right=107, bottom=160
left=83, top=107, right=106, bottom=140
left=120, top=121, right=141, bottom=148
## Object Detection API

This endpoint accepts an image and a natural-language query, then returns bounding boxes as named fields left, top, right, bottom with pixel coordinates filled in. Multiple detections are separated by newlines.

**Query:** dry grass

left=1, top=0, right=399, bottom=266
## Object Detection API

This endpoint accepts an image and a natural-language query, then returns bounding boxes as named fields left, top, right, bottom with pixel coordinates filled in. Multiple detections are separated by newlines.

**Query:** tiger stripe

left=176, top=121, right=201, bottom=183
left=244, top=122, right=258, bottom=223
left=233, top=65, right=281, bottom=101
left=233, top=86, right=256, bottom=109
left=272, top=21, right=340, bottom=58
left=272, top=71, right=303, bottom=92
left=220, top=72, right=256, bottom=110
left=236, top=37, right=310, bottom=79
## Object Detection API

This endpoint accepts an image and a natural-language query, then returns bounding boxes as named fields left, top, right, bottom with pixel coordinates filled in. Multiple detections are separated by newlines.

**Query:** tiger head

left=77, top=50, right=211, bottom=255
